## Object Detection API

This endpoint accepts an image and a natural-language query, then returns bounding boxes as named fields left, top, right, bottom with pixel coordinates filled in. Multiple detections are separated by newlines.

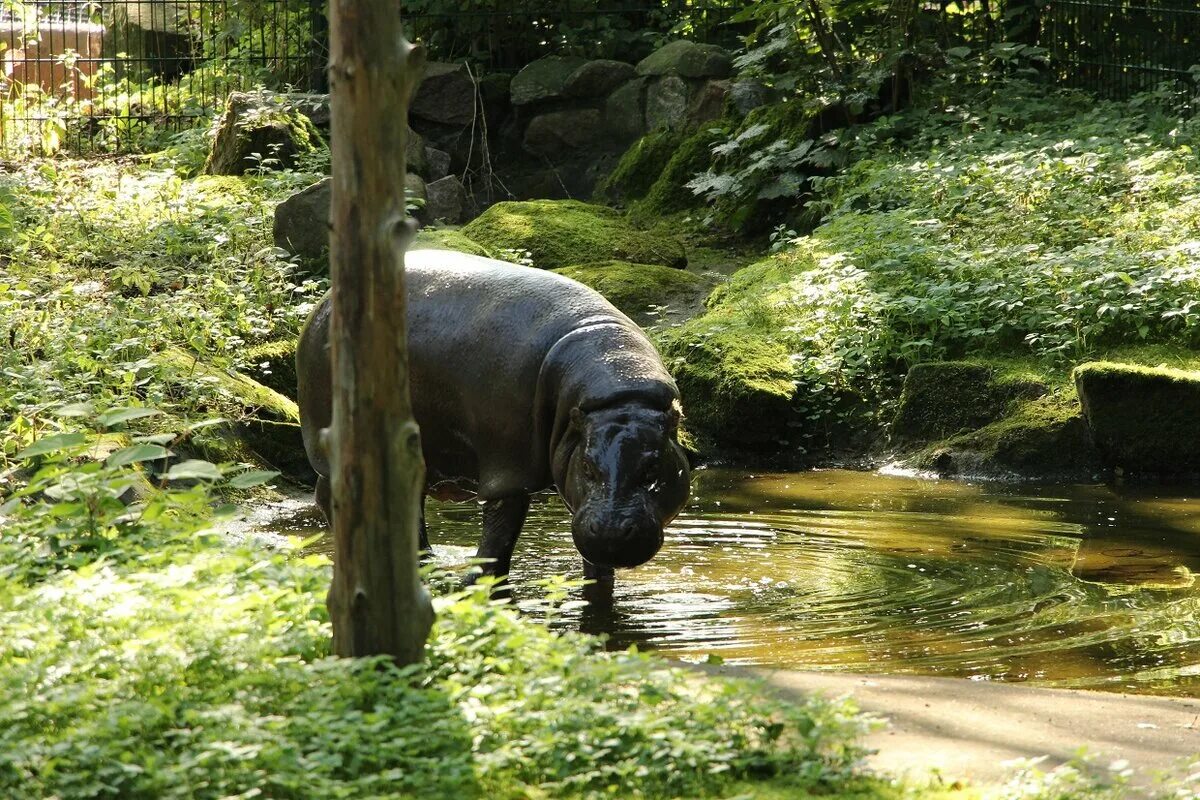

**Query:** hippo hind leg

left=466, top=495, right=530, bottom=594
left=315, top=474, right=331, bottom=523
left=318, top=477, right=432, bottom=563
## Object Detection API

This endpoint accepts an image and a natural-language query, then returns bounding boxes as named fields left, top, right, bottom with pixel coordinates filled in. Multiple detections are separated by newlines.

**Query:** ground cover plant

left=664, top=79, right=1200, bottom=453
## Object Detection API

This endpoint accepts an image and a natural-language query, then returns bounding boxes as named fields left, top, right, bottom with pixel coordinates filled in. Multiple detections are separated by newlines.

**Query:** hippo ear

left=569, top=406, right=586, bottom=431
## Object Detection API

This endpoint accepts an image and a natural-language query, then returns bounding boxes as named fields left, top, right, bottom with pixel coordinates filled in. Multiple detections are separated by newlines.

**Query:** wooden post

left=326, top=0, right=433, bottom=662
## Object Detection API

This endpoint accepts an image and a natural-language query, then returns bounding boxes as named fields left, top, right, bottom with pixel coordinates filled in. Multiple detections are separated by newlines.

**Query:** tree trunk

left=326, top=0, right=433, bottom=663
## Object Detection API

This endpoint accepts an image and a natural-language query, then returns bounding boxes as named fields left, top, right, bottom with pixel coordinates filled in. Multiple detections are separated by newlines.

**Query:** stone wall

left=408, top=40, right=735, bottom=207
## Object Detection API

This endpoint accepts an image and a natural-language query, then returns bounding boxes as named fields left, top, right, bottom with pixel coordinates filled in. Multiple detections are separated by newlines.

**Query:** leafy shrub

left=0, top=452, right=872, bottom=800
left=666, top=81, right=1200, bottom=451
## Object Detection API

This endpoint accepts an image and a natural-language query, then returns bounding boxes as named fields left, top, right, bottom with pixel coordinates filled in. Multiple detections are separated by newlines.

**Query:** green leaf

left=106, top=444, right=170, bottom=468
left=228, top=469, right=281, bottom=489
left=17, top=432, right=88, bottom=459
left=55, top=402, right=95, bottom=418
left=97, top=407, right=163, bottom=428
left=166, top=460, right=223, bottom=481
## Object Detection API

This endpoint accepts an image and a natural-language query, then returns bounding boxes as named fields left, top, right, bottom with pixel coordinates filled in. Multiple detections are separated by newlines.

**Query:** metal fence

left=0, top=0, right=324, bottom=155
left=1042, top=0, right=1200, bottom=106
left=404, top=0, right=741, bottom=70
left=4, top=0, right=1199, bottom=157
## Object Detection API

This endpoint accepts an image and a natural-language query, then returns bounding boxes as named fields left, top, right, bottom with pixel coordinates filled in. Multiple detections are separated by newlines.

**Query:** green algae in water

left=270, top=470, right=1200, bottom=697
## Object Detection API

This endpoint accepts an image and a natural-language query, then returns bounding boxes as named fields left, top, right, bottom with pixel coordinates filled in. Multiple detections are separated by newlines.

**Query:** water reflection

left=273, top=469, right=1200, bottom=697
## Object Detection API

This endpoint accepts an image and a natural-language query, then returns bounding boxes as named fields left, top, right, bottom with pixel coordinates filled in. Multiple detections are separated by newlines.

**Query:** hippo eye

left=582, top=460, right=601, bottom=482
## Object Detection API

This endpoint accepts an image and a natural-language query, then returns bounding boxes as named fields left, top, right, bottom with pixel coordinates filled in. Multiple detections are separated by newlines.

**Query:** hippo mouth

left=574, top=520, right=664, bottom=569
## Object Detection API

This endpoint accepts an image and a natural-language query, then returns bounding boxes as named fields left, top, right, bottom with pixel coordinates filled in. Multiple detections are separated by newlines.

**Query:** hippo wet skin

left=297, top=249, right=691, bottom=587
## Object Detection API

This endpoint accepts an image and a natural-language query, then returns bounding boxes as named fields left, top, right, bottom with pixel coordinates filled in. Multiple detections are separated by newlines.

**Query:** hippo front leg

left=582, top=561, right=615, bottom=606
left=467, top=495, right=530, bottom=592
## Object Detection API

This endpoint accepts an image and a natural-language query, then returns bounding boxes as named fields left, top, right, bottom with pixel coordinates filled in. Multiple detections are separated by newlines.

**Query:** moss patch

left=553, top=261, right=714, bottom=325
left=915, top=392, right=1098, bottom=479
left=892, top=361, right=1047, bottom=443
left=594, top=129, right=686, bottom=205
left=639, top=125, right=730, bottom=216
left=1075, top=361, right=1200, bottom=475
left=155, top=347, right=310, bottom=479
left=412, top=228, right=493, bottom=258
left=242, top=339, right=299, bottom=400
left=461, top=200, right=687, bottom=269
left=660, top=312, right=798, bottom=448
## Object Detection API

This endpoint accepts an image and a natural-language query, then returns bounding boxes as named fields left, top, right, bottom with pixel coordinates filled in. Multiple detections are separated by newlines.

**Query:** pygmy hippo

left=297, top=249, right=691, bottom=587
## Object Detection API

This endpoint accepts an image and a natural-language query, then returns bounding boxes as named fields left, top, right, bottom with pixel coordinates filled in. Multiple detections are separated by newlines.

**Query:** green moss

left=412, top=228, right=493, bottom=258
left=639, top=124, right=731, bottom=216
left=461, top=200, right=687, bottom=270
left=660, top=312, right=798, bottom=448
left=552, top=261, right=713, bottom=324
left=892, top=361, right=1047, bottom=443
left=915, top=392, right=1098, bottom=478
left=242, top=339, right=299, bottom=400
left=1074, top=361, right=1200, bottom=474
left=155, top=347, right=310, bottom=478
left=594, top=129, right=686, bottom=205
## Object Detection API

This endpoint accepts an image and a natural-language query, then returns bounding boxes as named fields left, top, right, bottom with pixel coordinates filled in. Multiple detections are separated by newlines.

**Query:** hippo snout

left=573, top=508, right=664, bottom=569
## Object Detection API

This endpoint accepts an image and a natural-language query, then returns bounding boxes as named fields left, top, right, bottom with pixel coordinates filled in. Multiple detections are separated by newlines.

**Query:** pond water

left=270, top=469, right=1200, bottom=697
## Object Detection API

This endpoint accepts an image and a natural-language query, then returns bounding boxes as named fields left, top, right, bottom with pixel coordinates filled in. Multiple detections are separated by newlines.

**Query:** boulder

left=424, top=146, right=452, bottom=180
left=412, top=228, right=492, bottom=258
left=461, top=199, right=687, bottom=270
left=204, top=91, right=323, bottom=176
left=645, top=75, right=691, bottom=131
left=243, top=339, right=298, bottom=401
left=274, top=173, right=428, bottom=269
left=688, top=79, right=730, bottom=126
left=660, top=320, right=799, bottom=449
left=605, top=77, right=649, bottom=143
left=594, top=128, right=683, bottom=204
left=423, top=176, right=469, bottom=224
left=728, top=80, right=771, bottom=117
left=552, top=261, right=713, bottom=326
left=564, top=59, right=637, bottom=98
left=406, top=174, right=428, bottom=213
left=522, top=108, right=607, bottom=158
left=636, top=40, right=732, bottom=79
left=273, top=177, right=331, bottom=264
left=891, top=362, right=1046, bottom=443
left=288, top=92, right=331, bottom=130
left=510, top=55, right=589, bottom=106
left=411, top=61, right=477, bottom=127
left=639, top=125, right=729, bottom=215
left=1075, top=362, right=1200, bottom=474
left=913, top=394, right=1098, bottom=480
left=155, top=347, right=311, bottom=481
left=406, top=127, right=428, bottom=178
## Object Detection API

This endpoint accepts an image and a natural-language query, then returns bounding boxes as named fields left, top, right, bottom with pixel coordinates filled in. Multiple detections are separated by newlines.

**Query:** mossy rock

left=892, top=361, right=1047, bottom=443
left=638, top=124, right=730, bottom=216
left=660, top=314, right=798, bottom=448
left=204, top=91, right=324, bottom=176
left=594, top=129, right=685, bottom=205
left=552, top=261, right=713, bottom=325
left=412, top=228, right=493, bottom=258
left=243, top=339, right=299, bottom=401
left=460, top=200, right=687, bottom=270
left=1075, top=361, right=1200, bottom=475
left=154, top=347, right=311, bottom=480
left=915, top=393, right=1099, bottom=480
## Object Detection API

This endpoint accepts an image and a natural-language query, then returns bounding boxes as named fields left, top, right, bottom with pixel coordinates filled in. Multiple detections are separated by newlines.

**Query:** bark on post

left=326, top=0, right=434, bottom=662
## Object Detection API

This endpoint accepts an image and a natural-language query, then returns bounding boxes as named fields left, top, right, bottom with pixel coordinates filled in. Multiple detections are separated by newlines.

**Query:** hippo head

left=557, top=402, right=691, bottom=569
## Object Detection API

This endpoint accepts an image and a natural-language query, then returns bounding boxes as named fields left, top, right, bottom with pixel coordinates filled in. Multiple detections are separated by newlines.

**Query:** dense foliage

left=665, top=80, right=1200, bottom=450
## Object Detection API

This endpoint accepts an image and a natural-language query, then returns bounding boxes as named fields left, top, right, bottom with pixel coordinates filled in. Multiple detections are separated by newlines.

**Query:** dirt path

left=706, top=667, right=1200, bottom=786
